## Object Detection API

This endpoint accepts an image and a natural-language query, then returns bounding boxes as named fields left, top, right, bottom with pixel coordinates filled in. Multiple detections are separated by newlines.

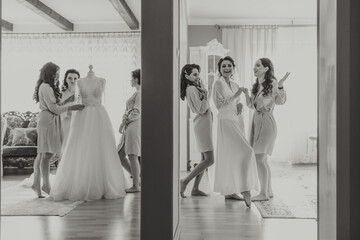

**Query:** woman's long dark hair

left=132, top=69, right=141, bottom=85
left=251, top=58, right=276, bottom=97
left=33, top=62, right=61, bottom=103
left=61, top=69, right=80, bottom=91
left=180, top=64, right=201, bottom=101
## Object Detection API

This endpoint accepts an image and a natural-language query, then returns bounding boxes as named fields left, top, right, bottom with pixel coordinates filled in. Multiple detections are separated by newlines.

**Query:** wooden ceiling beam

left=2, top=19, right=14, bottom=31
left=16, top=0, right=74, bottom=31
left=108, top=0, right=139, bottom=30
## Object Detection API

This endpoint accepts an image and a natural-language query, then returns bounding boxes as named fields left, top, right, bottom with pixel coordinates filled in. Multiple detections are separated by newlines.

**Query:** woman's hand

left=198, top=87, right=208, bottom=95
left=233, top=87, right=243, bottom=98
left=68, top=104, right=85, bottom=111
left=208, top=78, right=215, bottom=90
left=122, top=114, right=129, bottom=122
left=119, top=122, right=125, bottom=134
left=197, top=80, right=207, bottom=93
left=243, top=88, right=249, bottom=96
left=197, top=82, right=208, bottom=99
left=278, top=72, right=290, bottom=87
left=236, top=103, right=243, bottom=115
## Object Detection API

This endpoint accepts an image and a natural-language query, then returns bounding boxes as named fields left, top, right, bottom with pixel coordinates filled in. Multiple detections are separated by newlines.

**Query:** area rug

left=255, top=197, right=295, bottom=218
left=254, top=196, right=317, bottom=219
left=1, top=184, right=83, bottom=217
left=284, top=195, right=317, bottom=219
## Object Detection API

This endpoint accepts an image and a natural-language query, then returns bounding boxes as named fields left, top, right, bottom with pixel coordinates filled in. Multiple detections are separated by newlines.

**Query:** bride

left=212, top=56, right=259, bottom=208
left=49, top=65, right=129, bottom=201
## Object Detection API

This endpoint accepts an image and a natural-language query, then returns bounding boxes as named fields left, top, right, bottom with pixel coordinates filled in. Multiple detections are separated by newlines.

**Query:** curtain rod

left=215, top=24, right=316, bottom=29
left=1, top=31, right=141, bottom=35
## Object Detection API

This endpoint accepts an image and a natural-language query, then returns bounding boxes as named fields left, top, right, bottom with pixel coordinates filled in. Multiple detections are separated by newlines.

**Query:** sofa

left=1, top=111, right=60, bottom=171
left=1, top=111, right=39, bottom=169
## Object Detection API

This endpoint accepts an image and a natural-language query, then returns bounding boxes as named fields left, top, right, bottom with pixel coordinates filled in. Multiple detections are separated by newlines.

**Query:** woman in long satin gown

left=213, top=56, right=259, bottom=207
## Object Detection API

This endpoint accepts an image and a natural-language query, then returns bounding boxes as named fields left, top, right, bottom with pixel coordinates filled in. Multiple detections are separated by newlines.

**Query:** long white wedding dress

left=49, top=73, right=129, bottom=201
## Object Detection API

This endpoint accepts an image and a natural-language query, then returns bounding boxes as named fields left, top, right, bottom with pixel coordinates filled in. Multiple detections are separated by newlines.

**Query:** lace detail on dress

left=77, top=78, right=105, bottom=107
left=81, top=97, right=101, bottom=106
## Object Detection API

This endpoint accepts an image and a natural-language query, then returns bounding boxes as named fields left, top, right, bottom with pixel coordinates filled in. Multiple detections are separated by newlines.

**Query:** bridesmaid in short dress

left=179, top=64, right=215, bottom=198
left=31, top=62, right=85, bottom=198
left=244, top=58, right=290, bottom=201
left=117, top=69, right=142, bottom=193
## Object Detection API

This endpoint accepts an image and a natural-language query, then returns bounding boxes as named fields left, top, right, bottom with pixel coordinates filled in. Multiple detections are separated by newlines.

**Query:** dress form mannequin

left=83, top=65, right=104, bottom=80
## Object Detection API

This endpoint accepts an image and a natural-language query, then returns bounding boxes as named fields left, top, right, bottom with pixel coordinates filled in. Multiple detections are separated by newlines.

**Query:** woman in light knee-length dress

left=179, top=64, right=215, bottom=198
left=213, top=56, right=259, bottom=208
left=244, top=58, right=290, bottom=201
left=117, top=69, right=142, bottom=193
left=31, top=62, right=85, bottom=198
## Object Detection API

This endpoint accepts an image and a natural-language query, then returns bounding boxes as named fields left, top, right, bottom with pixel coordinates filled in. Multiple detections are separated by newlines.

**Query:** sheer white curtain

left=272, top=27, right=317, bottom=163
left=222, top=25, right=278, bottom=144
left=1, top=32, right=141, bottom=142
left=222, top=26, right=317, bottom=163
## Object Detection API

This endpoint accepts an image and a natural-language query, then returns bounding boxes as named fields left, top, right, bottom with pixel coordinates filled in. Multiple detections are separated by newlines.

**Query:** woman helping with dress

left=59, top=69, right=80, bottom=152
left=31, top=62, right=85, bottom=198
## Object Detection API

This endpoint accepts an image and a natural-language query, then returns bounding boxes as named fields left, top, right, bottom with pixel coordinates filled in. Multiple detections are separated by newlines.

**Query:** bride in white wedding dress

left=49, top=66, right=129, bottom=201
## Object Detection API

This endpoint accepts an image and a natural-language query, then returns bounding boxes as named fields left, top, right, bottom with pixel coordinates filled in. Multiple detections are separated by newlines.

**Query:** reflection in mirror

left=179, top=0, right=318, bottom=239
left=1, top=0, right=142, bottom=239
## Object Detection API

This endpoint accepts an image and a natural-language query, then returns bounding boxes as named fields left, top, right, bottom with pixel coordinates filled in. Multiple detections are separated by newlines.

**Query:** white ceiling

left=187, top=0, right=317, bottom=25
left=1, top=0, right=141, bottom=32
left=1, top=0, right=316, bottom=33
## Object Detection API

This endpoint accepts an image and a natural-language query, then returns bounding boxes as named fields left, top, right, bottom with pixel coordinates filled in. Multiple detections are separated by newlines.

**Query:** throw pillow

left=3, top=115, right=24, bottom=145
left=11, top=128, right=37, bottom=146
left=27, top=117, right=38, bottom=128
left=6, top=130, right=14, bottom=146
left=5, top=115, right=24, bottom=129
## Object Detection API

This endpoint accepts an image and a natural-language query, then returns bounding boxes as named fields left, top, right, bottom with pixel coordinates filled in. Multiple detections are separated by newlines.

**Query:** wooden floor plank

left=1, top=163, right=317, bottom=240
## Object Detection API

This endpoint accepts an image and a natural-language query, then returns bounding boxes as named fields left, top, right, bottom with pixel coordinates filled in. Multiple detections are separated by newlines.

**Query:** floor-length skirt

left=214, top=116, right=259, bottom=195
left=50, top=105, right=129, bottom=201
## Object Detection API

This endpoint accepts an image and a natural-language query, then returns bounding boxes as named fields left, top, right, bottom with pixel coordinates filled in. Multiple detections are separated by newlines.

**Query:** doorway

left=178, top=0, right=319, bottom=239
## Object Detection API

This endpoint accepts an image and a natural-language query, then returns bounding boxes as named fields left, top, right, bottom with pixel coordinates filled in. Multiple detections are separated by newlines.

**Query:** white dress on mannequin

left=49, top=67, right=129, bottom=201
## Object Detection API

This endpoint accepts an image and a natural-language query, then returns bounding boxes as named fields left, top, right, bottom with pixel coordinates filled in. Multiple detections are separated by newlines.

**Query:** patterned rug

left=1, top=184, right=83, bottom=216
left=255, top=197, right=295, bottom=218
left=255, top=196, right=317, bottom=219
